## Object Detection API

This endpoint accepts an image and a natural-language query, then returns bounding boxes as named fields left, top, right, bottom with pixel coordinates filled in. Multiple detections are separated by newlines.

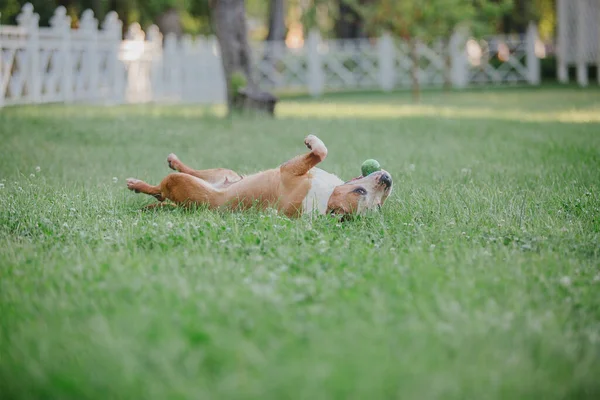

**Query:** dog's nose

left=379, top=172, right=392, bottom=188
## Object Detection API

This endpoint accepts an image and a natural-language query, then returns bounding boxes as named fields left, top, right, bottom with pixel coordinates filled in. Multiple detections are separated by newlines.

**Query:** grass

left=1, top=87, right=599, bottom=399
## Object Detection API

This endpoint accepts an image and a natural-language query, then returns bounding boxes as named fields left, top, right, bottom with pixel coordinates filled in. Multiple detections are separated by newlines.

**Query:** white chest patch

left=302, top=168, right=344, bottom=215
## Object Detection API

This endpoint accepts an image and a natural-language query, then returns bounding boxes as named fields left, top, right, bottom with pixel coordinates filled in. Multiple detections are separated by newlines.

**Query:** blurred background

left=0, top=1, right=558, bottom=41
left=0, top=0, right=597, bottom=112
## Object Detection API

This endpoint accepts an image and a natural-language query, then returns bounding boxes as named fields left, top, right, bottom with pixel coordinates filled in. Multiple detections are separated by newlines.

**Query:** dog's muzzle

left=378, top=172, right=392, bottom=189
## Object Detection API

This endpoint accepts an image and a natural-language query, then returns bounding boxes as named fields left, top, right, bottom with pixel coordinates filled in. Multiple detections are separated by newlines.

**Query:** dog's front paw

left=304, top=134, right=319, bottom=150
left=126, top=178, right=142, bottom=193
left=304, top=134, right=327, bottom=160
left=167, top=153, right=180, bottom=171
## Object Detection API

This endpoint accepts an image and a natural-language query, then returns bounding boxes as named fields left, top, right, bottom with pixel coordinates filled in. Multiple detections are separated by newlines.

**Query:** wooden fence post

left=17, top=3, right=41, bottom=103
left=146, top=25, right=162, bottom=103
left=307, top=29, right=323, bottom=97
left=575, top=0, right=588, bottom=87
left=556, top=0, right=568, bottom=83
left=163, top=33, right=181, bottom=101
left=182, top=34, right=194, bottom=102
left=378, top=32, right=394, bottom=92
left=102, top=11, right=123, bottom=104
left=124, top=23, right=145, bottom=103
left=196, top=36, right=209, bottom=103
left=50, top=6, right=72, bottom=103
left=450, top=29, right=468, bottom=88
left=526, top=22, right=541, bottom=85
left=206, top=36, right=225, bottom=104
left=80, top=10, right=99, bottom=100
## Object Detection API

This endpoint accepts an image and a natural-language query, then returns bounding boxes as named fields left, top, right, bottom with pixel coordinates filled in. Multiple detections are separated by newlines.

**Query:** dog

left=126, top=135, right=393, bottom=218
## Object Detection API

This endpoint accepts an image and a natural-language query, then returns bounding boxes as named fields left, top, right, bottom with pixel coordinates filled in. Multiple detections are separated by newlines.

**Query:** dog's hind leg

left=126, top=178, right=165, bottom=201
left=128, top=174, right=225, bottom=209
left=167, top=153, right=242, bottom=186
left=159, top=173, right=226, bottom=208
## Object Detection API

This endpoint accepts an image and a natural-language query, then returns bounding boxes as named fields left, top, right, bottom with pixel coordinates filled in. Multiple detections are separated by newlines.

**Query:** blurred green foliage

left=1, top=0, right=556, bottom=39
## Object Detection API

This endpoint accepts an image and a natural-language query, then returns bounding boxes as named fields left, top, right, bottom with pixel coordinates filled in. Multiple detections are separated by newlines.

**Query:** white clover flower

left=461, top=168, right=471, bottom=175
left=559, top=276, right=571, bottom=287
left=166, top=221, right=174, bottom=229
left=30, top=173, right=35, bottom=178
left=35, top=166, right=41, bottom=173
left=112, top=177, right=118, bottom=183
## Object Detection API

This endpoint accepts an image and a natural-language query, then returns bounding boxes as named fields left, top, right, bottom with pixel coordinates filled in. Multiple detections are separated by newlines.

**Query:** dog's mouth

left=328, top=210, right=354, bottom=222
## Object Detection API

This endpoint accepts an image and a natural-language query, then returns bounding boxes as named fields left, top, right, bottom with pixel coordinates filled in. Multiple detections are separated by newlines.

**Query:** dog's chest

left=302, top=168, right=344, bottom=215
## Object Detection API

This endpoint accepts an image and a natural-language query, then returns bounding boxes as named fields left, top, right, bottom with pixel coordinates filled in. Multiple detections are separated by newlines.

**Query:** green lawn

left=1, top=87, right=599, bottom=399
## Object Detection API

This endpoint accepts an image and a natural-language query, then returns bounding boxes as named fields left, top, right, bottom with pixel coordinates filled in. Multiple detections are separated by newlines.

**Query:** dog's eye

left=353, top=187, right=367, bottom=196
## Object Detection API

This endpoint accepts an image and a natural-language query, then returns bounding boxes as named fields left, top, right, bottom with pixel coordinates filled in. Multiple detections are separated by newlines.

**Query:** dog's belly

left=302, top=168, right=344, bottom=215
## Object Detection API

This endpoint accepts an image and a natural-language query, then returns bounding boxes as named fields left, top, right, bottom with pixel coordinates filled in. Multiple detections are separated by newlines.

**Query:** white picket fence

left=556, top=0, right=600, bottom=86
left=1, top=4, right=542, bottom=108
left=254, top=26, right=541, bottom=95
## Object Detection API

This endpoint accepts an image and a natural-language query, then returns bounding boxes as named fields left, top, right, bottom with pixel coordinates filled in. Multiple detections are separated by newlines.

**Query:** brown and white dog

left=126, top=135, right=393, bottom=218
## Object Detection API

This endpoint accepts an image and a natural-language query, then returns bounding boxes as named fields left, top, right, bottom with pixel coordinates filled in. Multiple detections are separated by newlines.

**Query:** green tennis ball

left=361, top=159, right=381, bottom=177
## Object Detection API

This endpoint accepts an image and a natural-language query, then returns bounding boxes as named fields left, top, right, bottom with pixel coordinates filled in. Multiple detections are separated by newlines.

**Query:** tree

left=421, top=0, right=512, bottom=91
left=335, top=0, right=377, bottom=39
left=211, top=0, right=276, bottom=115
left=347, top=0, right=511, bottom=101
left=266, top=0, right=286, bottom=41
left=501, top=0, right=555, bottom=39
left=335, top=2, right=364, bottom=38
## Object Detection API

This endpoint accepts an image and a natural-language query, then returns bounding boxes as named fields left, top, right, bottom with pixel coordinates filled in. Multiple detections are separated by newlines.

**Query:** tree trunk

left=410, top=39, right=420, bottom=103
left=335, top=3, right=365, bottom=39
left=266, top=0, right=286, bottom=42
left=263, top=0, right=286, bottom=88
left=156, top=8, right=183, bottom=38
left=212, top=0, right=257, bottom=112
left=502, top=0, right=529, bottom=34
left=211, top=0, right=277, bottom=115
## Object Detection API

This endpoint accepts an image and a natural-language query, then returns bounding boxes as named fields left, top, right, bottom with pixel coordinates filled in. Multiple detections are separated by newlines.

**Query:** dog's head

left=326, top=170, right=392, bottom=218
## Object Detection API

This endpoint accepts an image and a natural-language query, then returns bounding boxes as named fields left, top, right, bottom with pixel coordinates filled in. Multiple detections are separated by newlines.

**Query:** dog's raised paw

left=304, top=135, right=317, bottom=150
left=167, top=153, right=180, bottom=171
left=126, top=178, right=142, bottom=193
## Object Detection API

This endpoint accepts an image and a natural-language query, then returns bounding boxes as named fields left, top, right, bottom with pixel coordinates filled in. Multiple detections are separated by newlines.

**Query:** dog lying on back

left=127, top=135, right=392, bottom=218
